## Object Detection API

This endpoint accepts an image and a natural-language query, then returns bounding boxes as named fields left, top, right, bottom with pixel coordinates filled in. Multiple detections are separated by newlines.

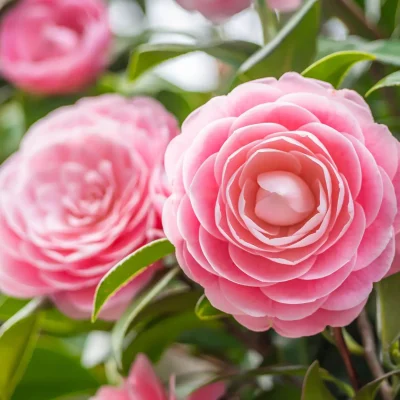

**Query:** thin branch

left=225, top=319, right=271, bottom=360
left=333, top=327, right=360, bottom=391
left=322, top=0, right=384, bottom=40
left=357, top=310, right=393, bottom=400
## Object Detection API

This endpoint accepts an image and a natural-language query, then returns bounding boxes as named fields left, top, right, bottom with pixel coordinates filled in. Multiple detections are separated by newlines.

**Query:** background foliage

left=1, top=0, right=400, bottom=399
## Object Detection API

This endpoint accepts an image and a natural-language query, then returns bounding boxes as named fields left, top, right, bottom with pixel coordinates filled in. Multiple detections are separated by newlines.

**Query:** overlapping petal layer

left=0, top=95, right=178, bottom=320
left=163, top=73, right=400, bottom=337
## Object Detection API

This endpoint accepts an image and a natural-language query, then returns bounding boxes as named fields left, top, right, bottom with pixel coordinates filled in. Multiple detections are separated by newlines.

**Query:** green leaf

left=236, top=0, right=320, bottom=82
left=122, top=311, right=210, bottom=369
left=0, top=298, right=45, bottom=400
left=195, top=295, right=227, bottom=321
left=366, top=70, right=400, bottom=96
left=302, top=51, right=375, bottom=87
left=354, top=370, right=400, bottom=400
left=318, top=39, right=400, bottom=67
left=128, top=41, right=260, bottom=80
left=111, top=267, right=181, bottom=368
left=92, top=238, right=175, bottom=321
left=12, top=339, right=100, bottom=400
left=376, top=272, right=400, bottom=366
left=364, top=41, right=400, bottom=66
left=380, top=0, right=400, bottom=36
left=319, top=368, right=355, bottom=398
left=19, top=93, right=81, bottom=129
left=0, top=296, right=112, bottom=336
left=0, top=102, right=24, bottom=163
left=301, top=361, right=335, bottom=400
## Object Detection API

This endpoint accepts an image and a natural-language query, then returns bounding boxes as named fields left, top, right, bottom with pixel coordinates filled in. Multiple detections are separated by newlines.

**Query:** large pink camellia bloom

left=92, top=354, right=225, bottom=400
left=163, top=72, right=400, bottom=337
left=175, top=0, right=301, bottom=22
left=0, top=95, right=178, bottom=320
left=0, top=0, right=111, bottom=95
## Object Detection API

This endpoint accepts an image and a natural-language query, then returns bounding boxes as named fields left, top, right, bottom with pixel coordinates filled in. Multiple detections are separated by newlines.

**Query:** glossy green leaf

left=318, top=39, right=400, bottom=67
left=364, top=40, right=400, bottom=66
left=92, top=238, right=175, bottom=321
left=302, top=51, right=375, bottom=87
left=122, top=311, right=210, bottom=369
left=376, top=272, right=400, bottom=365
left=380, top=0, right=400, bottom=36
left=301, top=361, right=335, bottom=400
left=354, top=370, right=400, bottom=400
left=366, top=70, right=400, bottom=97
left=12, top=339, right=100, bottom=400
left=0, top=102, right=24, bottom=163
left=128, top=40, right=260, bottom=80
left=319, top=368, right=355, bottom=398
left=195, top=295, right=227, bottom=321
left=236, top=0, right=320, bottom=82
left=0, top=296, right=111, bottom=336
left=111, top=267, right=181, bottom=368
left=19, top=93, right=81, bottom=128
left=0, top=298, right=45, bottom=400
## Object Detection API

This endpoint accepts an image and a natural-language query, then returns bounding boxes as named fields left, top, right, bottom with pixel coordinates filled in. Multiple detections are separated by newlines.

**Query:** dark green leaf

left=0, top=296, right=111, bottom=336
left=0, top=298, right=45, bottom=400
left=318, top=39, right=400, bottom=67
left=363, top=41, right=400, bottom=66
left=123, top=311, right=211, bottom=369
left=236, top=0, right=320, bottom=82
left=128, top=41, right=260, bottom=80
left=0, top=102, right=24, bottom=163
left=92, top=238, right=175, bottom=321
left=302, top=51, right=375, bottom=87
left=366, top=70, right=400, bottom=96
left=12, top=339, right=100, bottom=400
left=156, top=90, right=212, bottom=124
left=19, top=93, right=81, bottom=129
left=111, top=267, right=181, bottom=368
left=376, top=272, right=400, bottom=365
left=319, top=368, right=355, bottom=398
left=301, top=361, right=335, bottom=400
left=380, top=0, right=400, bottom=37
left=195, top=295, right=227, bottom=321
left=354, top=370, right=400, bottom=400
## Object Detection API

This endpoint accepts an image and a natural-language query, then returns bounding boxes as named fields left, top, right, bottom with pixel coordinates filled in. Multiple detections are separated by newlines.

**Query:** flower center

left=255, top=171, right=315, bottom=226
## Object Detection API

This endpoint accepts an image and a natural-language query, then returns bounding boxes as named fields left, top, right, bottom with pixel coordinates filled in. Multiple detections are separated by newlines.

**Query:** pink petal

left=355, top=169, right=397, bottom=270
left=261, top=256, right=356, bottom=304
left=273, top=300, right=367, bottom=338
left=301, top=203, right=365, bottom=280
left=229, top=244, right=315, bottom=282
left=189, top=382, right=226, bottom=400
left=231, top=102, right=319, bottom=133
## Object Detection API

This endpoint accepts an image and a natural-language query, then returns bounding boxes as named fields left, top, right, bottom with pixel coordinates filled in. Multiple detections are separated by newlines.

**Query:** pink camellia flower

left=175, top=0, right=301, bottom=22
left=92, top=354, right=225, bottom=400
left=0, top=95, right=178, bottom=320
left=163, top=72, right=400, bottom=338
left=0, top=0, right=111, bottom=95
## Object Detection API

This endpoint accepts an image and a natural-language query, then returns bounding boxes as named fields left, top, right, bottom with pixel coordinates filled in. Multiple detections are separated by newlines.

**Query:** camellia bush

left=1, top=0, right=400, bottom=399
